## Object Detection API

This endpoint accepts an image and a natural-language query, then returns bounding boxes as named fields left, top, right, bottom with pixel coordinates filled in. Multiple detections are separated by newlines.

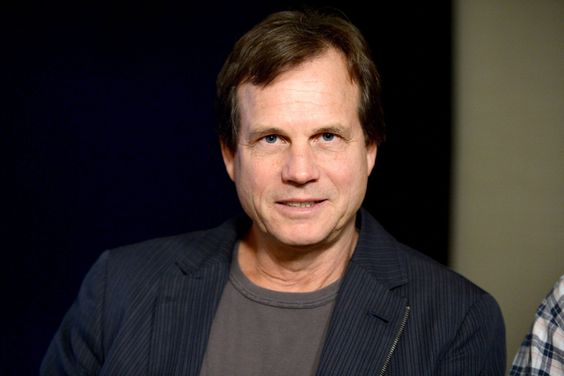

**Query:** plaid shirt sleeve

left=510, top=275, right=564, bottom=376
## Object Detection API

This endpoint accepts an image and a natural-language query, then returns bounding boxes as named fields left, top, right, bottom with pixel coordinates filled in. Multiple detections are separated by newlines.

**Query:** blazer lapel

left=147, top=218, right=245, bottom=376
left=316, top=265, right=408, bottom=375
left=148, top=262, right=229, bottom=376
left=317, top=209, right=410, bottom=375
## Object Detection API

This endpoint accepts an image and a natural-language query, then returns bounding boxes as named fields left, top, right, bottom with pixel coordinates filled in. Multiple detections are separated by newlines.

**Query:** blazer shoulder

left=106, top=230, right=207, bottom=271
left=91, top=231, right=209, bottom=306
left=100, top=216, right=242, bottom=287
left=397, top=244, right=502, bottom=323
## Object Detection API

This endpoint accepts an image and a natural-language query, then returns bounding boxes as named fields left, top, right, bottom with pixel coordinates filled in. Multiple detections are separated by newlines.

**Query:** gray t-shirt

left=199, top=248, right=340, bottom=376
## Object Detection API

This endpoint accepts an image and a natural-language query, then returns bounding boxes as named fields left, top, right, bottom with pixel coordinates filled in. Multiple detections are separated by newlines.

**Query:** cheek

left=323, top=153, right=366, bottom=183
left=235, top=158, right=276, bottom=200
left=322, top=153, right=370, bottom=206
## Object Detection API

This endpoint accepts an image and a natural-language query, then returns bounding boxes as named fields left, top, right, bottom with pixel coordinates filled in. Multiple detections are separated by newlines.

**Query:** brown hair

left=216, top=9, right=385, bottom=151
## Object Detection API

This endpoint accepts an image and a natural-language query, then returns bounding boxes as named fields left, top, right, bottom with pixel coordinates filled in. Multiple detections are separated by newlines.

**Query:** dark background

left=5, top=1, right=451, bottom=374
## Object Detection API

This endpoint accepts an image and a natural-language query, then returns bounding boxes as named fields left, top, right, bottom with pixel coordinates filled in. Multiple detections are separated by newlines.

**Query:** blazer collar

left=172, top=215, right=251, bottom=275
left=350, top=208, right=409, bottom=290
left=172, top=208, right=408, bottom=289
left=151, top=209, right=410, bottom=375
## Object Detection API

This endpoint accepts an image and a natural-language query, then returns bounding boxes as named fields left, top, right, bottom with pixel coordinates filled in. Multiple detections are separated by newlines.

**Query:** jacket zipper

left=379, top=305, right=411, bottom=376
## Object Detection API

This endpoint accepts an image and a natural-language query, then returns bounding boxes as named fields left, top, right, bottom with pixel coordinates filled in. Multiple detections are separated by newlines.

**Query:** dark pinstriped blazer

left=41, top=209, right=506, bottom=375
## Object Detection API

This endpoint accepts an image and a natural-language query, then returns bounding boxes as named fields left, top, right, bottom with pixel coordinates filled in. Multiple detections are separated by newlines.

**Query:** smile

left=278, top=200, right=325, bottom=208
left=285, top=202, right=316, bottom=207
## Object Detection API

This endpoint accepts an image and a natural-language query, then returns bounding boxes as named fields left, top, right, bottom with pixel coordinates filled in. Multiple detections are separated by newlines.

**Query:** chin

left=269, top=227, right=334, bottom=249
left=254, top=215, right=342, bottom=249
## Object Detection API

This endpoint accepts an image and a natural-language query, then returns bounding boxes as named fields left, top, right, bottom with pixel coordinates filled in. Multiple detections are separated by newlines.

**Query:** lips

left=284, top=201, right=317, bottom=208
left=277, top=199, right=326, bottom=208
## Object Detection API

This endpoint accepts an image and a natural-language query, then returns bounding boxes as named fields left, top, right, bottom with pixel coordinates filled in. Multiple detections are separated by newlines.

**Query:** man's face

left=222, top=48, right=377, bottom=249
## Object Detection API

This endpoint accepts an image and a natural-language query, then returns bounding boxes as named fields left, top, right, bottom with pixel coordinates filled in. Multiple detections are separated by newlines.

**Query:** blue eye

left=264, top=135, right=278, bottom=144
left=321, top=133, right=335, bottom=141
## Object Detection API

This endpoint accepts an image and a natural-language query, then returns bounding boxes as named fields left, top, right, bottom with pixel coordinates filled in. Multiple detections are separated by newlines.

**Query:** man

left=42, top=9, right=506, bottom=375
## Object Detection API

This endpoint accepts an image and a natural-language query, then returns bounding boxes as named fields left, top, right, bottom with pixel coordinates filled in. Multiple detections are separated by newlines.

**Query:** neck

left=237, top=223, right=358, bottom=292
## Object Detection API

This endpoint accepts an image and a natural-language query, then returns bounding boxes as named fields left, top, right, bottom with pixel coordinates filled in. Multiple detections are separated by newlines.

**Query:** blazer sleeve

left=40, top=251, right=110, bottom=375
left=436, top=292, right=506, bottom=376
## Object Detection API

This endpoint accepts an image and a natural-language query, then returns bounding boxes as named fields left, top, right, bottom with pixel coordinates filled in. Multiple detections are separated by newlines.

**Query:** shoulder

left=358, top=209, right=493, bottom=303
left=95, top=216, right=244, bottom=292
left=401, top=244, right=488, bottom=302
left=108, top=214, right=247, bottom=269
left=351, top=210, right=506, bottom=372
left=82, top=231, right=211, bottom=312
left=391, top=241, right=505, bottom=356
left=104, top=230, right=208, bottom=274
left=546, top=274, right=564, bottom=312
left=402, top=245, right=506, bottom=349
left=530, top=274, right=564, bottom=334
left=356, top=209, right=501, bottom=320
left=510, top=275, right=564, bottom=374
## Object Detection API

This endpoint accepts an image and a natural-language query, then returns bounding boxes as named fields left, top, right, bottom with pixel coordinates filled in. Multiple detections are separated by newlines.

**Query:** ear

left=366, top=142, right=378, bottom=176
left=220, top=141, right=236, bottom=182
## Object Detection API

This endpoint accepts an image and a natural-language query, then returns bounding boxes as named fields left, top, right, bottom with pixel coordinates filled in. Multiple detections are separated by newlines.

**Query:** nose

left=281, top=143, right=320, bottom=185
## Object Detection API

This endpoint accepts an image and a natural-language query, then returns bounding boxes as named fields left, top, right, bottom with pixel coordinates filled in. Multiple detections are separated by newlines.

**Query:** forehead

left=236, top=49, right=360, bottom=128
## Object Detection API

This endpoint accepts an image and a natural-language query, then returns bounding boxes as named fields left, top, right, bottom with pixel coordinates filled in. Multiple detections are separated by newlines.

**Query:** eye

left=321, top=133, right=336, bottom=142
left=263, top=134, right=279, bottom=144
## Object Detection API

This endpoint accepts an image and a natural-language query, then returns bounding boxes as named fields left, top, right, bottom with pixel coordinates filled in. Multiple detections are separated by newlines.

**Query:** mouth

left=277, top=200, right=325, bottom=208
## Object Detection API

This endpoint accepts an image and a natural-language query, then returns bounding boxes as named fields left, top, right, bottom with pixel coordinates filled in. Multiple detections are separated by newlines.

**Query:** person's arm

left=40, top=251, right=109, bottom=375
left=436, top=293, right=506, bottom=375
left=510, top=275, right=564, bottom=375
